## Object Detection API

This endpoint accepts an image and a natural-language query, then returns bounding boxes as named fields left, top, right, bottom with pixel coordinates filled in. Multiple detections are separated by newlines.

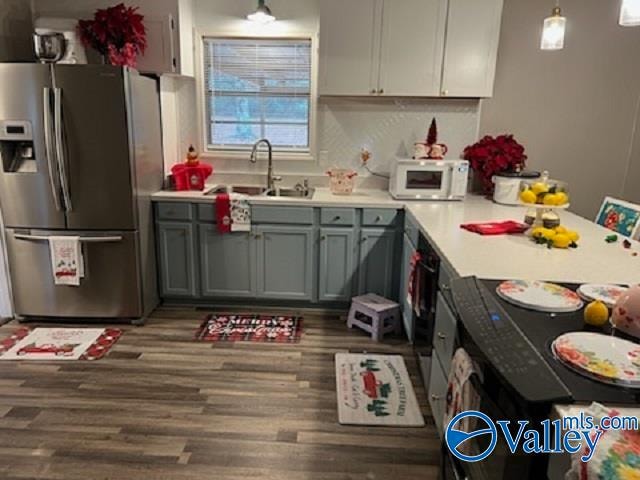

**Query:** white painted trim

left=194, top=28, right=319, bottom=162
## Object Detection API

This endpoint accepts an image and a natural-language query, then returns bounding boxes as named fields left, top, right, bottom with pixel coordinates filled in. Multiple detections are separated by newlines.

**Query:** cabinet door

left=319, top=228, right=357, bottom=302
left=441, top=0, right=504, bottom=97
left=378, top=0, right=447, bottom=96
left=157, top=221, right=196, bottom=297
left=319, top=0, right=382, bottom=96
left=358, top=228, right=397, bottom=299
left=399, top=234, right=416, bottom=341
left=137, top=15, right=176, bottom=74
left=255, top=225, right=314, bottom=300
left=199, top=226, right=254, bottom=298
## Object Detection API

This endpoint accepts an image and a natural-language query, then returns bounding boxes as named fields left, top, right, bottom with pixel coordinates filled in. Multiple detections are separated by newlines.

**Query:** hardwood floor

left=0, top=308, right=440, bottom=479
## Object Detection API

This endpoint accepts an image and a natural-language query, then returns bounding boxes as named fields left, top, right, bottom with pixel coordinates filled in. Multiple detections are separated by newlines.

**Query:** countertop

left=152, top=185, right=403, bottom=208
left=152, top=186, right=639, bottom=286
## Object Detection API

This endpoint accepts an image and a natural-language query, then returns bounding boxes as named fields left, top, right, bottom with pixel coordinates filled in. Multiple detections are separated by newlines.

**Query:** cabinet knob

left=361, top=237, right=368, bottom=243
left=431, top=394, right=441, bottom=401
left=320, top=235, right=327, bottom=241
left=375, top=215, right=382, bottom=222
left=441, top=284, right=450, bottom=291
left=370, top=89, right=376, bottom=94
left=254, top=233, right=262, bottom=239
left=441, top=89, right=448, bottom=96
left=378, top=88, right=384, bottom=94
left=437, top=332, right=447, bottom=340
left=334, top=216, right=341, bottom=221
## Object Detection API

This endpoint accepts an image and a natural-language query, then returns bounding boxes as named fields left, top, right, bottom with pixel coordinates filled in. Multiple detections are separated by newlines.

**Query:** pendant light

left=540, top=5, right=566, bottom=50
left=247, top=0, right=275, bottom=24
left=620, top=0, right=640, bottom=26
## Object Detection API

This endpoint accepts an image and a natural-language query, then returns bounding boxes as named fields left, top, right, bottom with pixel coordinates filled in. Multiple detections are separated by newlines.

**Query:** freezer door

left=53, top=65, right=136, bottom=230
left=5, top=228, right=142, bottom=318
left=0, top=64, right=66, bottom=229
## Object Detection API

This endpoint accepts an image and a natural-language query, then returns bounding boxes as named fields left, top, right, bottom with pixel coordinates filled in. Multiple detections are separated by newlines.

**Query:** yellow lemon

left=520, top=189, right=537, bottom=204
left=555, top=191, right=569, bottom=205
left=567, top=230, right=580, bottom=243
left=531, top=227, right=546, bottom=238
left=554, top=225, right=568, bottom=234
left=553, top=233, right=571, bottom=248
left=584, top=300, right=609, bottom=327
left=531, top=182, right=549, bottom=195
left=543, top=193, right=559, bottom=206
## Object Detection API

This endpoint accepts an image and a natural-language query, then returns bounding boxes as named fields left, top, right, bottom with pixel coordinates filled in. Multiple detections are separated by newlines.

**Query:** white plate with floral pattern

left=496, top=280, right=584, bottom=313
left=577, top=284, right=628, bottom=308
left=552, top=332, right=640, bottom=388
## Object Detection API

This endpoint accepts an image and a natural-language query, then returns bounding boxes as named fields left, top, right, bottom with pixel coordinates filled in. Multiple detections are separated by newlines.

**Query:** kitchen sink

left=204, top=185, right=268, bottom=196
left=267, top=187, right=315, bottom=199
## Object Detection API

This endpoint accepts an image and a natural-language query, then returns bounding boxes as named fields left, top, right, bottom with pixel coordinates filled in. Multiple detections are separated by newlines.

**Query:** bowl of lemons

left=519, top=177, right=570, bottom=208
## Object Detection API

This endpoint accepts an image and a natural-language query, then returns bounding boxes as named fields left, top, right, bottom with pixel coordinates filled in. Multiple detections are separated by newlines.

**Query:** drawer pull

left=254, top=234, right=262, bottom=239
left=333, top=216, right=341, bottom=221
left=320, top=235, right=327, bottom=241
left=441, top=284, right=451, bottom=291
left=375, top=215, right=382, bottom=222
left=431, top=394, right=441, bottom=401
left=437, top=332, right=447, bottom=340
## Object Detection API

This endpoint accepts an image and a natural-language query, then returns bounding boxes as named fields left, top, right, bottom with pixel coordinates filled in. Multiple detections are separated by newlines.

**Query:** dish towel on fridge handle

left=49, top=236, right=83, bottom=286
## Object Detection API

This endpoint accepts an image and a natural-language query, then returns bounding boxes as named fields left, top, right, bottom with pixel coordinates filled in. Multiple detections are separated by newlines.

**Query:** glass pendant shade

left=541, top=7, right=566, bottom=50
left=620, top=0, right=640, bottom=26
left=247, top=0, right=275, bottom=24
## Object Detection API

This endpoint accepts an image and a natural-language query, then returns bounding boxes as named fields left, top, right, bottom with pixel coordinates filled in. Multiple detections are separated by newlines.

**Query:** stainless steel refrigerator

left=0, top=64, right=163, bottom=323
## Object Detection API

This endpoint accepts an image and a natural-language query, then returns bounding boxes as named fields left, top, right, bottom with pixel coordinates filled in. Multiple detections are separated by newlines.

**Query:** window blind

left=203, top=37, right=312, bottom=150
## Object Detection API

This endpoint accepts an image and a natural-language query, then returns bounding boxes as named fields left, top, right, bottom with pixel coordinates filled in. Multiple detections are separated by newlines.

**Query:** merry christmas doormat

left=335, top=353, right=425, bottom=427
left=196, top=314, right=303, bottom=343
left=0, top=327, right=122, bottom=361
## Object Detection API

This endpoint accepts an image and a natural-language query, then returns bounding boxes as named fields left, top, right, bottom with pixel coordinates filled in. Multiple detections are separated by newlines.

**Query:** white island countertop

left=406, top=197, right=639, bottom=286
left=152, top=187, right=638, bottom=286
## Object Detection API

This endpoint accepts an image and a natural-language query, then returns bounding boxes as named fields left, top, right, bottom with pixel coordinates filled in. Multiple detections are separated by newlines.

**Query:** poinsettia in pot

left=463, top=134, right=527, bottom=195
left=78, top=3, right=146, bottom=68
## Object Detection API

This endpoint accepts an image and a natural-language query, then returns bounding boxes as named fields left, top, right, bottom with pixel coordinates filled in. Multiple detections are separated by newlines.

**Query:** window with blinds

left=203, top=37, right=312, bottom=151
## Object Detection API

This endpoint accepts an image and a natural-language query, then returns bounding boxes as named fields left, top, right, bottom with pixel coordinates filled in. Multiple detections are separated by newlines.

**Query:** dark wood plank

left=0, top=308, right=439, bottom=479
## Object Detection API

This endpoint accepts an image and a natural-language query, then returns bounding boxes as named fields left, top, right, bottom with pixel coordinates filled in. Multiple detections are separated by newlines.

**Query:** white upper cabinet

left=319, top=0, right=381, bottom=96
left=319, top=0, right=504, bottom=98
left=441, top=0, right=504, bottom=97
left=378, top=0, right=447, bottom=97
left=137, top=15, right=176, bottom=75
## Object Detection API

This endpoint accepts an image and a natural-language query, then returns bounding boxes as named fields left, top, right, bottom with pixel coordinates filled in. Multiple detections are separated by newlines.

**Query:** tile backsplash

left=168, top=77, right=480, bottom=187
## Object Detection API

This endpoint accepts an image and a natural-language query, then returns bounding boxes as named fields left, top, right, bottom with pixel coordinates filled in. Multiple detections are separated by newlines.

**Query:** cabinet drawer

left=320, top=208, right=355, bottom=226
left=362, top=208, right=399, bottom=227
left=156, top=202, right=193, bottom=221
left=404, top=214, right=420, bottom=247
left=428, top=355, right=448, bottom=437
left=252, top=206, right=314, bottom=225
left=197, top=203, right=216, bottom=223
left=434, top=292, right=457, bottom=376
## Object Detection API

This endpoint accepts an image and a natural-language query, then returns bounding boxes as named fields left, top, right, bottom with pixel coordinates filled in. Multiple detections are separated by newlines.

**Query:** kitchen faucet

left=249, top=138, right=281, bottom=192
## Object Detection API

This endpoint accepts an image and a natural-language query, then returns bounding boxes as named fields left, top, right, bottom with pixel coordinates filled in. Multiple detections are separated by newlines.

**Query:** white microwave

left=389, top=158, right=469, bottom=200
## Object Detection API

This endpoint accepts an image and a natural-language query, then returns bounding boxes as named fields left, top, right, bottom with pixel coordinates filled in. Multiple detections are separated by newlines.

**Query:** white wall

left=165, top=0, right=480, bottom=186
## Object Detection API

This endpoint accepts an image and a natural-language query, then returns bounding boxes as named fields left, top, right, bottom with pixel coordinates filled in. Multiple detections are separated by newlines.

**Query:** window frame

left=196, top=31, right=318, bottom=162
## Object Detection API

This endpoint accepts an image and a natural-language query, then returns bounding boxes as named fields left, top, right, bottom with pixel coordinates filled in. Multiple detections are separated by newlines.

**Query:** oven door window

left=405, top=170, right=444, bottom=190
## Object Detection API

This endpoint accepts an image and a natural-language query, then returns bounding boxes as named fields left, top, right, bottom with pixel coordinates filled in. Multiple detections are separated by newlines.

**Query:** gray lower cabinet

left=358, top=228, right=397, bottom=298
left=157, top=221, right=196, bottom=297
left=199, top=226, right=255, bottom=297
left=428, top=354, right=448, bottom=437
left=318, top=228, right=357, bottom=302
left=255, top=225, right=314, bottom=300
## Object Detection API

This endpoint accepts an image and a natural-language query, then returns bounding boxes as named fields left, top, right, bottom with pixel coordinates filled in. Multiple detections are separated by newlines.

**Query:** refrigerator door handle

left=13, top=234, right=123, bottom=243
left=53, top=87, right=72, bottom=212
left=43, top=87, right=62, bottom=212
